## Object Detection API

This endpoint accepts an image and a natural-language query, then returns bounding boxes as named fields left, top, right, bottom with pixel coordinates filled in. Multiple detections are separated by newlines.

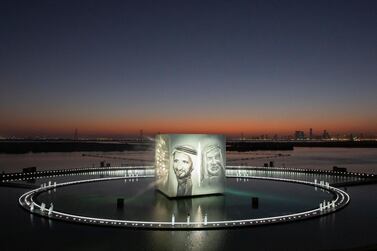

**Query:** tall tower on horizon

left=140, top=129, right=143, bottom=142
left=322, top=129, right=330, bottom=139
left=74, top=128, right=78, bottom=141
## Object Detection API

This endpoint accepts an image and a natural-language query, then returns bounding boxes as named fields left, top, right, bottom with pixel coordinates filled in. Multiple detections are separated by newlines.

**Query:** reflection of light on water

left=29, top=213, right=35, bottom=226
left=124, top=180, right=158, bottom=203
left=225, top=187, right=256, bottom=197
left=149, top=230, right=225, bottom=251
left=225, top=187, right=303, bottom=204
left=319, top=210, right=336, bottom=228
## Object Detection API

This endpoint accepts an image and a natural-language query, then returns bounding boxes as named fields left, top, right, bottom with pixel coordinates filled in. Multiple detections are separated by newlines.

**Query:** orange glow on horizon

left=1, top=115, right=377, bottom=137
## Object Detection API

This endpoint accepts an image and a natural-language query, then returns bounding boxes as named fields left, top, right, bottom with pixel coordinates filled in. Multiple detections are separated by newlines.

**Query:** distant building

left=322, top=130, right=330, bottom=139
left=333, top=166, right=347, bottom=173
left=349, top=133, right=354, bottom=141
left=294, top=131, right=305, bottom=140
left=23, top=166, right=37, bottom=173
left=309, top=128, right=313, bottom=139
left=140, top=129, right=143, bottom=142
left=74, top=128, right=78, bottom=141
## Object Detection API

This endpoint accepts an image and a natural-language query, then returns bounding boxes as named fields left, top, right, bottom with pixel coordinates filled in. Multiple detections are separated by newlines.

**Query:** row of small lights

left=228, top=166, right=375, bottom=177
left=2, top=165, right=155, bottom=177
left=1, top=167, right=155, bottom=182
left=3, top=165, right=375, bottom=183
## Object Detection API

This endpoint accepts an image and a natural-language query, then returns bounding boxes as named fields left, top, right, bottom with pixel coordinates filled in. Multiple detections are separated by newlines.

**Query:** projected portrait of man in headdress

left=172, top=145, right=197, bottom=196
left=201, top=145, right=225, bottom=187
left=156, top=134, right=225, bottom=197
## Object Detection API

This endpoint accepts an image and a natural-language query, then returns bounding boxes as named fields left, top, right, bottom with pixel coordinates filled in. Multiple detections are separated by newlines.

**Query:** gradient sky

left=1, top=0, right=377, bottom=137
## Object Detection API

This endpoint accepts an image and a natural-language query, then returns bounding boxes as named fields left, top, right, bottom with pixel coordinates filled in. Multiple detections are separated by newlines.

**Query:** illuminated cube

left=155, top=134, right=226, bottom=197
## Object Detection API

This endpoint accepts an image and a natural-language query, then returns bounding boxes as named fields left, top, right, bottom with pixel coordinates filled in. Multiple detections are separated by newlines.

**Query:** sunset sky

left=1, top=0, right=377, bottom=138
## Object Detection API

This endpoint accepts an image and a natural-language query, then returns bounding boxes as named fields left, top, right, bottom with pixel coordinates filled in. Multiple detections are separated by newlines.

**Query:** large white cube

left=155, top=134, right=226, bottom=198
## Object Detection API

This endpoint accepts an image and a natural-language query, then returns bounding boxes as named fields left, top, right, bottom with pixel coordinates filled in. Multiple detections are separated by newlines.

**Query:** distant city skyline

left=2, top=127, right=377, bottom=140
left=1, top=1, right=377, bottom=137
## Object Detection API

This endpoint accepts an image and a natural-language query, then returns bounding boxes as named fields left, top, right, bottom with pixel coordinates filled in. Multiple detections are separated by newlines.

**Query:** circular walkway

left=19, top=168, right=350, bottom=230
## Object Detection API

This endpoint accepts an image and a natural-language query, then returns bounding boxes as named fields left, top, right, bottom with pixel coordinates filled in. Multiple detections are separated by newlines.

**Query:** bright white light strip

left=6, top=164, right=375, bottom=184
left=19, top=168, right=350, bottom=229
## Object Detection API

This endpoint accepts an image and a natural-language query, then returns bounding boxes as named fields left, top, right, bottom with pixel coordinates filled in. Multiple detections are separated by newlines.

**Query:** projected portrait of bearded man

left=201, top=145, right=225, bottom=187
left=172, top=145, right=197, bottom=196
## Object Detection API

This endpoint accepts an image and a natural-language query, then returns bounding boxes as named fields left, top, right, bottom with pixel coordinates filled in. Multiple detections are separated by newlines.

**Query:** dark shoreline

left=1, top=140, right=377, bottom=154
left=0, top=141, right=152, bottom=154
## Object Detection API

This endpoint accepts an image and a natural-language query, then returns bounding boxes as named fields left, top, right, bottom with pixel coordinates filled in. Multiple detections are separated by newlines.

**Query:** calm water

left=36, top=178, right=332, bottom=222
left=228, top=147, right=377, bottom=174
left=0, top=151, right=153, bottom=172
left=1, top=148, right=377, bottom=250
left=2, top=182, right=377, bottom=251
left=1, top=147, right=376, bottom=173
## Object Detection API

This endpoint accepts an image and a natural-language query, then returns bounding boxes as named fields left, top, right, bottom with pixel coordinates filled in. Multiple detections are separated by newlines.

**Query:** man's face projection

left=206, top=148, right=223, bottom=177
left=173, top=152, right=193, bottom=179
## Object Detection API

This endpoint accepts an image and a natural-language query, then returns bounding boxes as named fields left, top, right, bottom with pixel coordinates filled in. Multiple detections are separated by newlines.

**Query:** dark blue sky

left=1, top=0, right=377, bottom=137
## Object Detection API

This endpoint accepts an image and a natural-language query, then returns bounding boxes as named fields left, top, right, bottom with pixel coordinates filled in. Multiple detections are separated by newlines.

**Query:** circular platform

left=19, top=168, right=350, bottom=229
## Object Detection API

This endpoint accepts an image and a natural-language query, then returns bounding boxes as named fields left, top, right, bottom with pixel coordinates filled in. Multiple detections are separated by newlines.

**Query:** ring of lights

left=19, top=169, right=350, bottom=229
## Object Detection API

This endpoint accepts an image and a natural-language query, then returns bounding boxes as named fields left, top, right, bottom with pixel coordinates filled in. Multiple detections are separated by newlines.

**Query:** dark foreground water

left=2, top=182, right=377, bottom=251
left=1, top=148, right=377, bottom=250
